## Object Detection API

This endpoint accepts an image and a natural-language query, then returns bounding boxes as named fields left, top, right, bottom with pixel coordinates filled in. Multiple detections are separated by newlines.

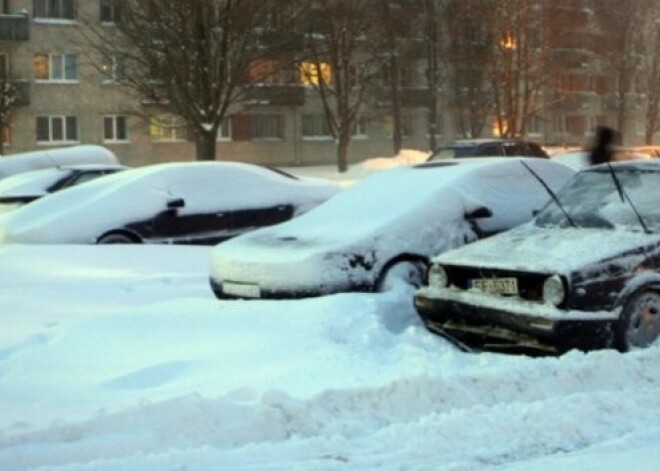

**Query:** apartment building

left=0, top=1, right=648, bottom=167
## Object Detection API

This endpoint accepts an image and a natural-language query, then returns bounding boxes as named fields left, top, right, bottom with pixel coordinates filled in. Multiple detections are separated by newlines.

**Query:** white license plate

left=222, top=282, right=261, bottom=298
left=471, top=277, right=518, bottom=295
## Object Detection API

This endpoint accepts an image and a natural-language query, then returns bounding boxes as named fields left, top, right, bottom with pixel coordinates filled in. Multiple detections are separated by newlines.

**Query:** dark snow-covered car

left=0, top=162, right=340, bottom=245
left=414, top=160, right=660, bottom=354
left=429, top=139, right=549, bottom=161
left=0, top=164, right=126, bottom=214
left=209, top=157, right=575, bottom=299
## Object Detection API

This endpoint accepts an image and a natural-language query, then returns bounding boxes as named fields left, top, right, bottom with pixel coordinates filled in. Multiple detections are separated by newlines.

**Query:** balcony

left=241, top=84, right=305, bottom=107
left=0, top=14, right=29, bottom=41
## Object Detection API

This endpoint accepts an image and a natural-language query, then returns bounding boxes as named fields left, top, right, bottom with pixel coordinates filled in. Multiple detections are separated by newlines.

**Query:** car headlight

left=542, top=275, right=565, bottom=306
left=428, top=264, right=448, bottom=288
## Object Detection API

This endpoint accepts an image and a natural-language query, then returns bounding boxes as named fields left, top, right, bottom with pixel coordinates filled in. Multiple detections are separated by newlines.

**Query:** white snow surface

left=2, top=244, right=660, bottom=470
left=2, top=155, right=660, bottom=470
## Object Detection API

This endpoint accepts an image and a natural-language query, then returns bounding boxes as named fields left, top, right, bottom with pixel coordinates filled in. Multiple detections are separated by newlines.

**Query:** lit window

left=149, top=115, right=187, bottom=141
left=33, top=54, right=78, bottom=82
left=103, top=115, right=128, bottom=142
left=299, top=62, right=331, bottom=86
left=34, top=0, right=76, bottom=20
left=251, top=114, right=283, bottom=140
left=36, top=116, right=78, bottom=143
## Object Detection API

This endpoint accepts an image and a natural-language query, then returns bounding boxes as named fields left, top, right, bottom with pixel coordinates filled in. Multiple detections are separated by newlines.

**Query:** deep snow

left=1, top=244, right=660, bottom=470
left=1, top=152, right=660, bottom=470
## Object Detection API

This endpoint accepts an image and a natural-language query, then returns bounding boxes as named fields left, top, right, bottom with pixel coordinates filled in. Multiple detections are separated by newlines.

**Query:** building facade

left=0, top=0, right=652, bottom=168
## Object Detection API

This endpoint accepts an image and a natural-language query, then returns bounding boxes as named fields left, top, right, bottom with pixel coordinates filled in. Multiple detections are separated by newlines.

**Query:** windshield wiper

left=521, top=161, right=577, bottom=228
left=606, top=163, right=650, bottom=234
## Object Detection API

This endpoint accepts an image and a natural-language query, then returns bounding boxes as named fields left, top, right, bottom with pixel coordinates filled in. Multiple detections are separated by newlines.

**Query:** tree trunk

left=195, top=129, right=217, bottom=161
left=390, top=55, right=403, bottom=155
left=337, top=133, right=349, bottom=173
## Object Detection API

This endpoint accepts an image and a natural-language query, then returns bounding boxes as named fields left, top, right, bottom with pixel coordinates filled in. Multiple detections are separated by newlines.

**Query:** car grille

left=445, top=266, right=549, bottom=302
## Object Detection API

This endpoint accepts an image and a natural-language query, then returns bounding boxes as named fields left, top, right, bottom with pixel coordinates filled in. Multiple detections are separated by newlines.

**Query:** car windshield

left=534, top=167, right=660, bottom=232
left=429, top=146, right=478, bottom=160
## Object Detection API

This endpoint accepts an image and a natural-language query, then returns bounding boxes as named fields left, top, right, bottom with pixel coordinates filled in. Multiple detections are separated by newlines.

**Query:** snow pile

left=1, top=246, right=660, bottom=469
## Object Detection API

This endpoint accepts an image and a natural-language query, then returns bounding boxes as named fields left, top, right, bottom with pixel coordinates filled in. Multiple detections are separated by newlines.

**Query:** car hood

left=435, top=224, right=660, bottom=274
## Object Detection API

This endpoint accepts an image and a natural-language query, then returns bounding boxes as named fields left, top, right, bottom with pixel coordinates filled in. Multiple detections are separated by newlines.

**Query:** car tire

left=615, top=290, right=660, bottom=351
left=97, top=232, right=138, bottom=244
left=376, top=260, right=426, bottom=293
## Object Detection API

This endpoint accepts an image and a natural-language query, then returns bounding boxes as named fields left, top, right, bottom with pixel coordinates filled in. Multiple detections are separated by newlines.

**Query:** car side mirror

left=465, top=206, right=492, bottom=220
left=167, top=198, right=185, bottom=210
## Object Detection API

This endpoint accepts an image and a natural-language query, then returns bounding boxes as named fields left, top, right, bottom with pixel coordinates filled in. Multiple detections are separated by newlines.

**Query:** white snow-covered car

left=0, top=145, right=119, bottom=179
left=0, top=162, right=341, bottom=245
left=0, top=164, right=126, bottom=214
left=209, top=157, right=576, bottom=299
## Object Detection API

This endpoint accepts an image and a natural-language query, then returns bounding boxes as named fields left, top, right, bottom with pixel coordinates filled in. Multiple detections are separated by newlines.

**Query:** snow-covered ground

left=2, top=244, right=660, bottom=471
left=2, top=153, right=660, bottom=470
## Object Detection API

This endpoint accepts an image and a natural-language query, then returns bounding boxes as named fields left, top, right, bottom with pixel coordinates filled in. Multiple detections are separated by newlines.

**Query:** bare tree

left=0, top=79, right=17, bottom=155
left=640, top=2, right=660, bottom=144
left=369, top=1, right=419, bottom=155
left=597, top=0, right=647, bottom=142
left=83, top=0, right=306, bottom=160
left=484, top=0, right=550, bottom=138
left=302, top=0, right=382, bottom=172
left=441, top=0, right=492, bottom=139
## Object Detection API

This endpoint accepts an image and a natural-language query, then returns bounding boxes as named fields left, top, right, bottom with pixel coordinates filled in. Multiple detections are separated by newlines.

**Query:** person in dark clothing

left=589, top=126, right=616, bottom=165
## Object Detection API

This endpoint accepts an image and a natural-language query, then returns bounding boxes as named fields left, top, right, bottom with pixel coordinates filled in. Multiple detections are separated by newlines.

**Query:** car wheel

left=616, top=290, right=660, bottom=351
left=376, top=260, right=426, bottom=293
left=97, top=232, right=137, bottom=244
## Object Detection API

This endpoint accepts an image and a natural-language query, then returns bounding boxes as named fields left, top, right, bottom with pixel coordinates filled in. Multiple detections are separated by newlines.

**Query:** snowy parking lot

left=1, top=244, right=660, bottom=470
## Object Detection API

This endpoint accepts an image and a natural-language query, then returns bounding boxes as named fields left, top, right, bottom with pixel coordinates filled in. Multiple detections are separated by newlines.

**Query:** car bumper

left=209, top=277, right=368, bottom=300
left=414, top=287, right=619, bottom=354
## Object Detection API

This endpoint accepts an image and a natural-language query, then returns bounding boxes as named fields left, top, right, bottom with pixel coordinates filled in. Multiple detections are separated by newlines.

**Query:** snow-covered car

left=0, top=162, right=341, bottom=245
left=0, top=164, right=126, bottom=214
left=209, top=157, right=576, bottom=299
left=0, top=145, right=119, bottom=179
left=414, top=160, right=660, bottom=354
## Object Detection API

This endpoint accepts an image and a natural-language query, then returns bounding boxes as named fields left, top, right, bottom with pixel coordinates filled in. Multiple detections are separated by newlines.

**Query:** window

left=33, top=54, right=78, bottom=82
left=299, top=62, right=331, bottom=86
left=100, top=0, right=120, bottom=23
left=101, top=56, right=125, bottom=82
left=103, top=115, right=128, bottom=142
left=251, top=114, right=283, bottom=140
left=302, top=114, right=331, bottom=139
left=353, top=116, right=368, bottom=137
left=36, top=116, right=78, bottom=143
left=149, top=115, right=187, bottom=141
left=34, top=0, right=76, bottom=21
left=0, top=54, right=7, bottom=80
left=216, top=118, right=231, bottom=141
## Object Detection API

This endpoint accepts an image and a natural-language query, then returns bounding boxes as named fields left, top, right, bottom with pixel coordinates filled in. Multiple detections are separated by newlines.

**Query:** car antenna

left=520, top=160, right=577, bottom=228
left=606, top=162, right=649, bottom=234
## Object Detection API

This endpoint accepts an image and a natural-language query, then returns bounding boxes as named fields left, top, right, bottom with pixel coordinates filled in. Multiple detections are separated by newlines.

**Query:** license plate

left=222, top=281, right=261, bottom=298
left=471, top=277, right=518, bottom=295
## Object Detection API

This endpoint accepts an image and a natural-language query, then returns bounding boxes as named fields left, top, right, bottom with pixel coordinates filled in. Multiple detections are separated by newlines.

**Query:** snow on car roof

left=0, top=164, right=126, bottom=198
left=0, top=161, right=340, bottom=244
left=0, top=145, right=119, bottom=178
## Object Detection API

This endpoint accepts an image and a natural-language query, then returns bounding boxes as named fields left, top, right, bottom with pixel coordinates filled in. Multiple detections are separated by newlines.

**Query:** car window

left=476, top=144, right=502, bottom=156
